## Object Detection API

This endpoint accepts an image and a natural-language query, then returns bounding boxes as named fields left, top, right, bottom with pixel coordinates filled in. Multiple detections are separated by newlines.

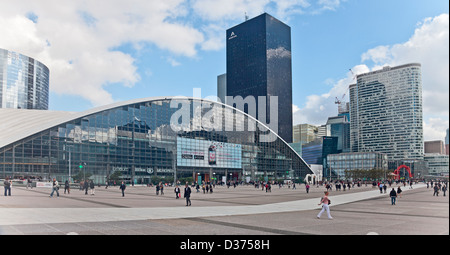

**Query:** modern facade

left=292, top=124, right=318, bottom=144
left=217, top=73, right=227, bottom=104
left=226, top=13, right=293, bottom=143
left=445, top=128, right=449, bottom=155
left=424, top=140, right=445, bottom=154
left=326, top=114, right=350, bottom=153
left=424, top=154, right=449, bottom=176
left=327, top=152, right=388, bottom=179
left=302, top=136, right=339, bottom=178
left=0, top=48, right=49, bottom=110
left=349, top=63, right=423, bottom=161
left=316, top=124, right=330, bottom=139
left=0, top=97, right=312, bottom=184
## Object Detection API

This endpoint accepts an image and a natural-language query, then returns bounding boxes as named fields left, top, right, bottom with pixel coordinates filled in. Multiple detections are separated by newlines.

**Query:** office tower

left=326, top=114, right=350, bottom=153
left=316, top=124, right=330, bottom=139
left=217, top=73, right=227, bottom=104
left=0, top=48, right=49, bottom=110
left=446, top=128, right=449, bottom=155
left=292, top=124, right=318, bottom=144
left=349, top=63, right=423, bottom=160
left=226, top=13, right=293, bottom=143
left=302, top=136, right=338, bottom=178
left=424, top=140, right=445, bottom=154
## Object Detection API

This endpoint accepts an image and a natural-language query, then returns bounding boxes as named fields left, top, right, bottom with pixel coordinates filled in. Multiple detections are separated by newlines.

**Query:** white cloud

left=293, top=13, right=449, bottom=142
left=0, top=0, right=346, bottom=107
left=360, top=13, right=449, bottom=117
left=191, top=0, right=344, bottom=51
left=0, top=0, right=203, bottom=107
left=423, top=118, right=449, bottom=141
left=293, top=64, right=369, bottom=125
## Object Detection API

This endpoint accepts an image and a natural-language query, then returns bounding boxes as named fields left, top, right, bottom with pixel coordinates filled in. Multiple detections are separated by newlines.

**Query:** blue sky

left=0, top=0, right=448, bottom=140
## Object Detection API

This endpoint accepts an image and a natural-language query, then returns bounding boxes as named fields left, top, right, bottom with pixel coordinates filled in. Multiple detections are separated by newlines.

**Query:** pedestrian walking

left=89, top=180, right=95, bottom=195
left=174, top=185, right=180, bottom=199
left=160, top=183, right=164, bottom=195
left=383, top=183, right=387, bottom=193
left=433, top=184, right=439, bottom=196
left=389, top=188, right=397, bottom=205
left=27, top=178, right=33, bottom=189
left=156, top=184, right=160, bottom=195
left=317, top=191, right=333, bottom=220
left=64, top=180, right=70, bottom=194
left=119, top=181, right=126, bottom=197
left=442, top=185, right=447, bottom=197
left=84, top=180, right=89, bottom=195
left=184, top=182, right=192, bottom=206
left=305, top=183, right=310, bottom=193
left=50, top=178, right=60, bottom=198
left=397, top=186, right=402, bottom=198
left=3, top=178, right=11, bottom=196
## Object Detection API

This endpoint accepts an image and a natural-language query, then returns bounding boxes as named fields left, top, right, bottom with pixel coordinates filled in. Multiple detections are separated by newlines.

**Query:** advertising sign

left=177, top=137, right=242, bottom=169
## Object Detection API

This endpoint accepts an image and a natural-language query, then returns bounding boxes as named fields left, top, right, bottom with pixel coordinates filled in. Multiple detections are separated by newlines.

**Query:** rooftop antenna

left=245, top=12, right=249, bottom=21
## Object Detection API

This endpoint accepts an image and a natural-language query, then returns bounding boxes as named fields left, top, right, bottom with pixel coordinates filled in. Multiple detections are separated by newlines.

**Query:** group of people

left=428, top=181, right=447, bottom=197
left=194, top=183, right=214, bottom=194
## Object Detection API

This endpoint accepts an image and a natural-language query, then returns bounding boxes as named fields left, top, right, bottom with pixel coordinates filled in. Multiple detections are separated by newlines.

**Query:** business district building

left=0, top=97, right=313, bottom=184
left=0, top=48, right=50, bottom=110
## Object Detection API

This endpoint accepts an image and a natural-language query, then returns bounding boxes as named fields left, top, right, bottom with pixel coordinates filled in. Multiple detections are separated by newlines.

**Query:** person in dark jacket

left=174, top=185, right=180, bottom=199
left=89, top=180, right=95, bottom=195
left=83, top=180, right=89, bottom=195
left=389, top=188, right=397, bottom=205
left=184, top=182, right=192, bottom=206
left=64, top=180, right=70, bottom=194
left=119, top=181, right=126, bottom=197
left=433, top=184, right=439, bottom=196
left=3, top=178, right=11, bottom=196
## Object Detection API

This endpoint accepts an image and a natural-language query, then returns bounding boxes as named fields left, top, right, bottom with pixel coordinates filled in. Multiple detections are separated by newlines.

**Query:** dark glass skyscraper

left=226, top=13, right=293, bottom=143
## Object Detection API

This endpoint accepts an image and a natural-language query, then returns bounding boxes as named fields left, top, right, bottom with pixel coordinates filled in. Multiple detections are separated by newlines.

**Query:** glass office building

left=0, top=48, right=49, bottom=110
left=327, top=152, right=388, bottom=179
left=0, top=97, right=312, bottom=184
left=349, top=63, right=423, bottom=160
left=226, top=13, right=293, bottom=143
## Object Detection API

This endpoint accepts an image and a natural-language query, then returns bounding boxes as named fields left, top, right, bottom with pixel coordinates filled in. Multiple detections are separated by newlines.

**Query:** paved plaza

left=0, top=182, right=448, bottom=235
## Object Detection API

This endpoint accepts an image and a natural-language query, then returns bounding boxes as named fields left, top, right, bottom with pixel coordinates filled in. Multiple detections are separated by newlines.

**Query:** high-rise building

left=0, top=48, right=49, bottom=110
left=302, top=136, right=339, bottom=179
left=217, top=73, right=227, bottom=104
left=326, top=114, right=350, bottom=153
left=292, top=124, right=318, bottom=144
left=445, top=128, right=449, bottom=155
left=424, top=140, right=445, bottom=154
left=350, top=63, right=423, bottom=161
left=226, top=13, right=293, bottom=143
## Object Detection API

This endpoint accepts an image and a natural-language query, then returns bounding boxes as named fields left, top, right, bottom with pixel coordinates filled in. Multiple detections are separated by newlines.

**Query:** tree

left=108, top=170, right=122, bottom=183
left=72, top=170, right=92, bottom=183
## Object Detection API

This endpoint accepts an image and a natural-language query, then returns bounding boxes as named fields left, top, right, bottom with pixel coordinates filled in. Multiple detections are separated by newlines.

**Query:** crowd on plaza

left=1, top=177, right=448, bottom=213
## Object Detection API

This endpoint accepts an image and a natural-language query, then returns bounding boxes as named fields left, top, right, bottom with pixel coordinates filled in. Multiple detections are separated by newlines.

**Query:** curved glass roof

left=0, top=96, right=312, bottom=181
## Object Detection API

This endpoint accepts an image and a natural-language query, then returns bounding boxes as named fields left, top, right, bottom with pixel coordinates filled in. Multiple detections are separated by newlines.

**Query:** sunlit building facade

left=0, top=48, right=49, bottom=110
left=350, top=63, right=423, bottom=161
